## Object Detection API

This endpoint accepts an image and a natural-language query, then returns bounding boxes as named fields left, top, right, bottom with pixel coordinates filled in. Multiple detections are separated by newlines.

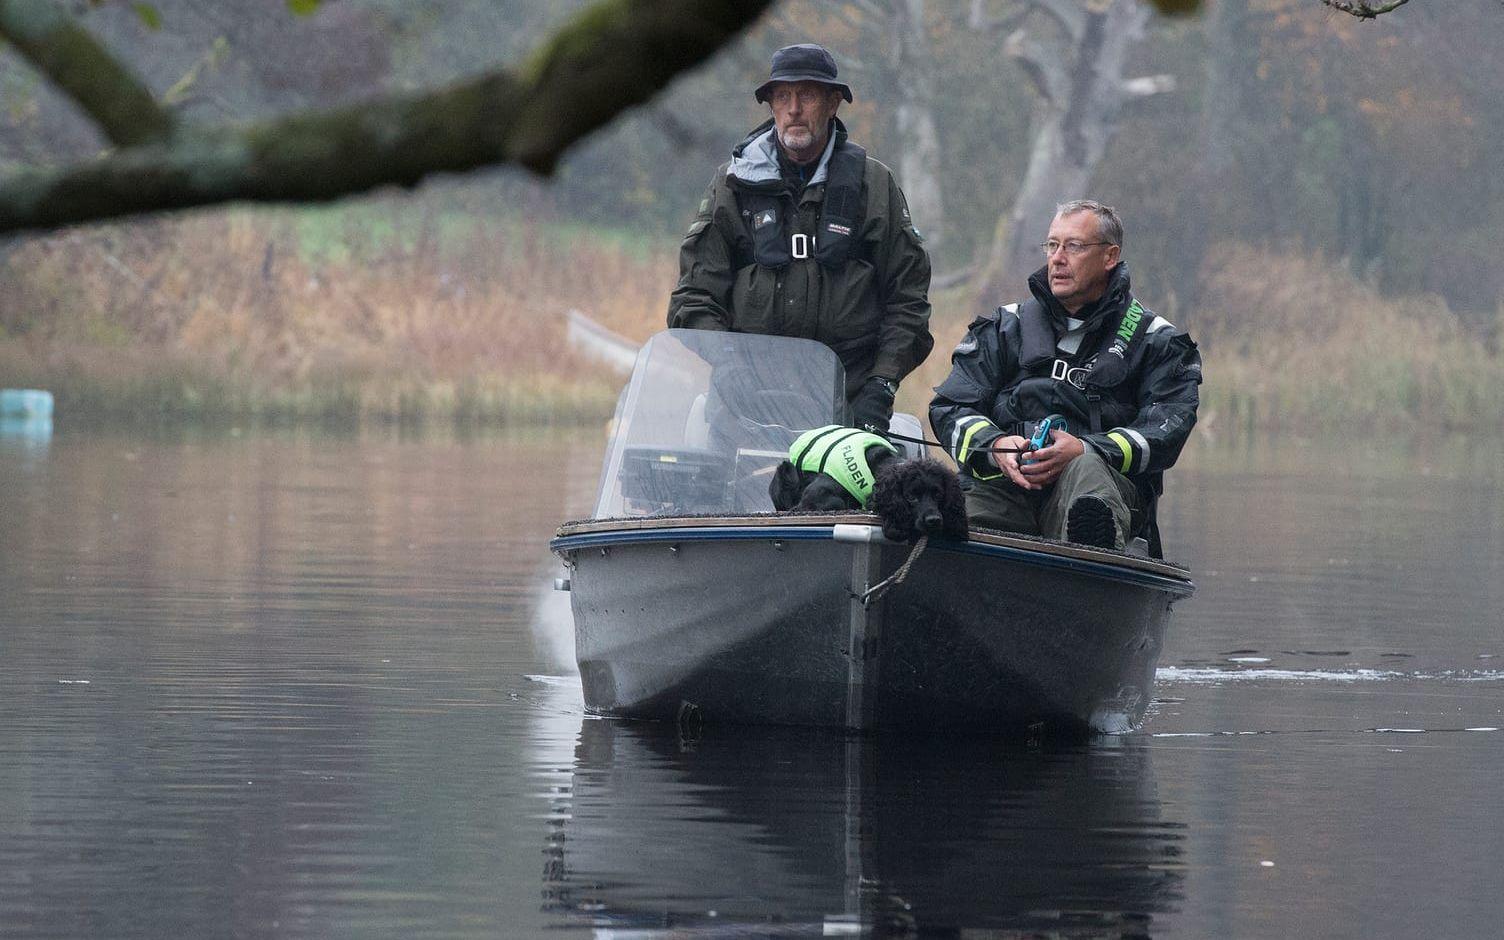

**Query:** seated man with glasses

left=928, top=200, right=1202, bottom=554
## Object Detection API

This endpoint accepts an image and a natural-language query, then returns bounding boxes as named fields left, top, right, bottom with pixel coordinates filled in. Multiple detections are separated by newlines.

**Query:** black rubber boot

left=1066, top=495, right=1117, bottom=549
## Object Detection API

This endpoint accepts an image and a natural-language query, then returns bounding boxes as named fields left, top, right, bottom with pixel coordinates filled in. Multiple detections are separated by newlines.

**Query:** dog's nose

left=921, top=509, right=943, bottom=533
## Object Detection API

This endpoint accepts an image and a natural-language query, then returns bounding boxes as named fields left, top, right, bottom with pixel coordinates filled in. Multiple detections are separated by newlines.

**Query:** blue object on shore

left=0, top=389, right=54, bottom=418
left=0, top=390, right=54, bottom=443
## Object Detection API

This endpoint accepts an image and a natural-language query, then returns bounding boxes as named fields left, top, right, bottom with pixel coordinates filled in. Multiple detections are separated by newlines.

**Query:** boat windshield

left=592, top=329, right=846, bottom=518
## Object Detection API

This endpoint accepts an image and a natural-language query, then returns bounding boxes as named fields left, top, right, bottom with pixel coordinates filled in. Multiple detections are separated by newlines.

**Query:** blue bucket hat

left=754, top=44, right=854, bottom=104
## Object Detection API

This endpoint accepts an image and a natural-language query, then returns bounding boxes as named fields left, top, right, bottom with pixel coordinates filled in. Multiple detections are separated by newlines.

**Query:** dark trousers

left=964, top=451, right=1141, bottom=549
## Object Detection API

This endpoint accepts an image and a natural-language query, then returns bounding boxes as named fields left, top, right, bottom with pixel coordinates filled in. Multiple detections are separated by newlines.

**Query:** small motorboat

left=551, top=330, right=1194, bottom=737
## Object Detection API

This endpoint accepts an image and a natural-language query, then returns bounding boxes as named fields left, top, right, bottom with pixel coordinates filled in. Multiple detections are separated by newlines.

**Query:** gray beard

left=780, top=126, right=814, bottom=150
left=776, top=127, right=824, bottom=164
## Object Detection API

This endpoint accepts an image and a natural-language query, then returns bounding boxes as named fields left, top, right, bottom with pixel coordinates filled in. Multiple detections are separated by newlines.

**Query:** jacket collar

left=728, top=118, right=844, bottom=189
left=1027, top=261, right=1133, bottom=337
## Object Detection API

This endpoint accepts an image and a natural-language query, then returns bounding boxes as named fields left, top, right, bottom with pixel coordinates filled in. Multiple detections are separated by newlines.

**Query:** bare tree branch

left=843, top=0, right=885, bottom=22
left=973, top=0, right=1205, bottom=39
left=1004, top=28, right=1069, bottom=105
left=646, top=104, right=725, bottom=157
left=161, top=36, right=230, bottom=108
left=0, top=0, right=175, bottom=146
left=0, top=0, right=774, bottom=234
left=1027, top=0, right=1089, bottom=41
left=1144, top=0, right=1203, bottom=13
left=1319, top=0, right=1410, bottom=18
left=967, top=0, right=1030, bottom=35
left=507, top=0, right=774, bottom=172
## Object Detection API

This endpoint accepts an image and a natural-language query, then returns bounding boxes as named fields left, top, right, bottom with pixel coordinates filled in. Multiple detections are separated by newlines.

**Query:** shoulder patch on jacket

left=955, top=308, right=1001, bottom=355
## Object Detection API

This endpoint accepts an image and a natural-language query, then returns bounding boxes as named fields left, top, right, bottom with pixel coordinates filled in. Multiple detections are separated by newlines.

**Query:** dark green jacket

left=667, top=119, right=933, bottom=401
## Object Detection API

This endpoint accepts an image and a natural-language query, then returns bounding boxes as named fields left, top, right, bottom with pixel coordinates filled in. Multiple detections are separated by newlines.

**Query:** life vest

left=788, top=425, right=898, bottom=507
left=737, top=140, right=867, bottom=269
left=1015, top=297, right=1151, bottom=431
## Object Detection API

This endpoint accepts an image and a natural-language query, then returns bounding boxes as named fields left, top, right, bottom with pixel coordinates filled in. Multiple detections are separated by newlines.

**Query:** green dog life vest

left=788, top=425, right=899, bottom=508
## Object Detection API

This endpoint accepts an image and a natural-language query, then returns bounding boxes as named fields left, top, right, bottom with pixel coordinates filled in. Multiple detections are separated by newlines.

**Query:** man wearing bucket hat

left=667, top=43, right=933, bottom=435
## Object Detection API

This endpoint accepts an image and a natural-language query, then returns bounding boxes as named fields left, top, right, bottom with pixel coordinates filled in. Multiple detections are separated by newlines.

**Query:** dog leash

left=859, top=535, right=928, bottom=608
left=871, top=427, right=1034, bottom=455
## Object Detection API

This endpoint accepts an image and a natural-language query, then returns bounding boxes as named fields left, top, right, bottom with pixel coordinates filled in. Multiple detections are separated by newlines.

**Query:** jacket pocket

left=729, top=264, right=775, bottom=334
left=818, top=257, right=879, bottom=344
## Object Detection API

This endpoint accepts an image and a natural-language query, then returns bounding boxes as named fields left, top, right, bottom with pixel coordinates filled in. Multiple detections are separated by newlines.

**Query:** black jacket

left=928, top=264, right=1201, bottom=503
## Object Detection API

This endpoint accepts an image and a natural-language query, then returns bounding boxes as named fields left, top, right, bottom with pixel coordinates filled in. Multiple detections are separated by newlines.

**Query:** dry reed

left=0, top=202, right=678, bottom=423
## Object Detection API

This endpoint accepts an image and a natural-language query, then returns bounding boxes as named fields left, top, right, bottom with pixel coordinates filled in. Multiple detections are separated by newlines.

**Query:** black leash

left=873, top=427, right=1034, bottom=455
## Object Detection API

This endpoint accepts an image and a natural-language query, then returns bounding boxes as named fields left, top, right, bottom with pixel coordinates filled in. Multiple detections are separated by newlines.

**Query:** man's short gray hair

left=1056, top=199, right=1123, bottom=249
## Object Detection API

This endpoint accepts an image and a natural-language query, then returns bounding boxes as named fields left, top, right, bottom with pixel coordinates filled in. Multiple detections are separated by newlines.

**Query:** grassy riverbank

left=2, top=207, right=1500, bottom=430
left=1191, top=245, right=1504, bottom=433
left=0, top=203, right=670, bottom=425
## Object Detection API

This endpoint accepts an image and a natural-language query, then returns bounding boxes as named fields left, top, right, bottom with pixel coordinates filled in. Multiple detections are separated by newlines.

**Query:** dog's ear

left=769, top=460, right=805, bottom=511
left=938, top=462, right=970, bottom=538
left=871, top=461, right=917, bottom=542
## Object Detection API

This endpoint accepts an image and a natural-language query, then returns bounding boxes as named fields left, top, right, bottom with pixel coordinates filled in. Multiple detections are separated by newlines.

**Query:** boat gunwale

left=552, top=514, right=1194, bottom=595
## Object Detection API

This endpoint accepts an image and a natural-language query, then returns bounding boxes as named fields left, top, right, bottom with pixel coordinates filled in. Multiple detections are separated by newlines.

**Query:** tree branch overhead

left=0, top=0, right=774, bottom=233
left=0, top=0, right=175, bottom=147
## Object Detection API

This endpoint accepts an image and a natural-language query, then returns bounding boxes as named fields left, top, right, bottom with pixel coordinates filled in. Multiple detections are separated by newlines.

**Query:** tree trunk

left=888, top=0, right=947, bottom=252
left=1199, top=0, right=1247, bottom=174
left=1181, top=0, right=1251, bottom=310
left=971, top=0, right=1166, bottom=315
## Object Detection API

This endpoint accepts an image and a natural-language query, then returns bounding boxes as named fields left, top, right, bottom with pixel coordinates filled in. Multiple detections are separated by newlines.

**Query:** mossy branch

left=0, top=0, right=773, bottom=234
left=0, top=0, right=174, bottom=146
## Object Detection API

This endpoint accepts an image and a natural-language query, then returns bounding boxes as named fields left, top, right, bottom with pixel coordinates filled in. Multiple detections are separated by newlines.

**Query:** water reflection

left=546, top=721, right=1183, bottom=935
left=3, top=426, right=1502, bottom=936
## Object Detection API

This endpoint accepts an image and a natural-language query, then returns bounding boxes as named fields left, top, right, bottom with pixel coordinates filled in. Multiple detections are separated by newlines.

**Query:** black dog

left=769, top=442, right=968, bottom=543
left=869, top=457, right=969, bottom=542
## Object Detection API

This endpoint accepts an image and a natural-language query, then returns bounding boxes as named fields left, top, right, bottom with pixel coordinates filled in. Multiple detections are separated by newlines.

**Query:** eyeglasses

left=1040, top=240, right=1111, bottom=257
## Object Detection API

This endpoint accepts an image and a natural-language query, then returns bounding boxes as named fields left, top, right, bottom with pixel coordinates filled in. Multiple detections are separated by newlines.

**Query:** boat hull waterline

left=552, top=514, right=1195, bottom=737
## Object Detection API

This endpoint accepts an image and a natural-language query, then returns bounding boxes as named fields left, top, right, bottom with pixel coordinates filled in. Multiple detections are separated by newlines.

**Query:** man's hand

left=991, top=430, right=1085, bottom=489
left=849, top=376, right=897, bottom=433
left=989, top=435, right=1034, bottom=488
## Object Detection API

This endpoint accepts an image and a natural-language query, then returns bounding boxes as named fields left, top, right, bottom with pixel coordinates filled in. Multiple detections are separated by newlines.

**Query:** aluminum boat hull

left=552, top=514, right=1194, bottom=737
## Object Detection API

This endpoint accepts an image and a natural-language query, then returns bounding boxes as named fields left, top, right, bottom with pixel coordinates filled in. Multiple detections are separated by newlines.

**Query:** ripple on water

left=1156, top=666, right=1504, bottom=685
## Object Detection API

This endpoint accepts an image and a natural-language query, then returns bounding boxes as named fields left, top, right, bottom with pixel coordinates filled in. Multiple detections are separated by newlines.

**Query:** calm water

left=1, top=424, right=1501, bottom=938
